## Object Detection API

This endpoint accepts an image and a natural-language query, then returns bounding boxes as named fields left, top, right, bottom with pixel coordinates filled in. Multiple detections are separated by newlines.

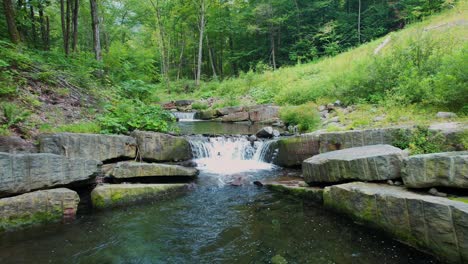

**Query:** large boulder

left=429, top=122, right=468, bottom=151
left=248, top=105, right=280, bottom=123
left=216, top=106, right=244, bottom=116
left=256, top=126, right=274, bottom=138
left=221, top=112, right=250, bottom=122
left=39, top=133, right=137, bottom=162
left=174, top=100, right=194, bottom=107
left=303, top=145, right=407, bottom=184
left=267, top=133, right=320, bottom=167
left=0, top=136, right=36, bottom=153
left=104, top=162, right=199, bottom=179
left=318, top=127, right=407, bottom=153
left=131, top=131, right=192, bottom=162
left=0, top=153, right=101, bottom=197
left=0, top=188, right=80, bottom=232
left=323, top=182, right=468, bottom=264
left=91, top=183, right=189, bottom=209
left=402, top=151, right=468, bottom=188
left=195, top=109, right=218, bottom=120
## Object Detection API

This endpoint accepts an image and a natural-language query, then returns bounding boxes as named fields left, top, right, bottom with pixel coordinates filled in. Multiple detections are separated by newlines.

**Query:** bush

left=120, top=80, right=158, bottom=103
left=98, top=100, right=177, bottom=134
left=392, top=126, right=446, bottom=154
left=192, top=102, right=209, bottom=110
left=1, top=102, right=30, bottom=130
left=279, top=103, right=321, bottom=132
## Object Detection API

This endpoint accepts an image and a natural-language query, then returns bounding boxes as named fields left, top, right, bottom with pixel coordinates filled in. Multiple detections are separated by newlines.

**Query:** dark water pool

left=0, top=167, right=440, bottom=264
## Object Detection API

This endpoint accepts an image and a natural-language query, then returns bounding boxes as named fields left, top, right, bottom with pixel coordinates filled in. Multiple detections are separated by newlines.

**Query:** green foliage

left=119, top=80, right=159, bottom=103
left=39, top=122, right=101, bottom=134
left=191, top=102, right=209, bottom=110
left=1, top=102, right=30, bottom=130
left=392, top=126, right=446, bottom=154
left=279, top=103, right=320, bottom=132
left=98, top=100, right=177, bottom=134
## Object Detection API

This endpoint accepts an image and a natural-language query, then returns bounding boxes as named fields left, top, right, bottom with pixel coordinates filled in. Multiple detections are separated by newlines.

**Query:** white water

left=189, top=136, right=275, bottom=175
left=173, top=112, right=197, bottom=121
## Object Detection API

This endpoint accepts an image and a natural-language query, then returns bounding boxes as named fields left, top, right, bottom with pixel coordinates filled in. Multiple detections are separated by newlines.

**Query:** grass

left=39, top=122, right=101, bottom=134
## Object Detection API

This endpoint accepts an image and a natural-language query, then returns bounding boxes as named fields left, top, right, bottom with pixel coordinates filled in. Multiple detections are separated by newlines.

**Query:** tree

left=89, top=0, right=101, bottom=61
left=3, top=0, right=21, bottom=43
left=195, top=0, right=206, bottom=86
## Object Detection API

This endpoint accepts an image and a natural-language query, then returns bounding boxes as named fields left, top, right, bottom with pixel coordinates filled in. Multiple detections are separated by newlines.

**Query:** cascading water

left=173, top=111, right=197, bottom=121
left=188, top=136, right=276, bottom=176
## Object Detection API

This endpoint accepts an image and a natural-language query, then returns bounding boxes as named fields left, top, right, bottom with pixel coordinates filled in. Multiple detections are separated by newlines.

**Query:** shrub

left=120, top=80, right=158, bottom=103
left=1, top=102, right=30, bottom=130
left=279, top=103, right=321, bottom=132
left=98, top=100, right=177, bottom=134
left=392, top=126, right=446, bottom=154
left=192, top=102, right=209, bottom=110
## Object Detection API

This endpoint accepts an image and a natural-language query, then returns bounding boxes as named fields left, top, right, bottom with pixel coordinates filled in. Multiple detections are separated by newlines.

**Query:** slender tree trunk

left=89, top=0, right=102, bottom=61
left=38, top=2, right=47, bottom=50
left=358, top=0, right=361, bottom=44
left=177, top=39, right=185, bottom=81
left=3, top=0, right=21, bottom=44
left=196, top=0, right=206, bottom=86
left=149, top=0, right=170, bottom=92
left=29, top=2, right=37, bottom=45
left=206, top=35, right=217, bottom=79
left=71, top=0, right=79, bottom=52
left=60, top=0, right=68, bottom=55
left=45, top=16, right=50, bottom=50
left=228, top=35, right=238, bottom=76
left=270, top=30, right=276, bottom=70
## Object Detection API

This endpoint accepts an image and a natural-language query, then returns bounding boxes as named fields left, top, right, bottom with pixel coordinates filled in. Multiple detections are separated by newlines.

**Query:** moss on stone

left=0, top=211, right=60, bottom=232
left=449, top=197, right=468, bottom=204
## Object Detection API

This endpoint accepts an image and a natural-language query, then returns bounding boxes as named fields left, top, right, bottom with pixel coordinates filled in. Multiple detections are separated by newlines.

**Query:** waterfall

left=173, top=112, right=197, bottom=121
left=188, top=136, right=275, bottom=174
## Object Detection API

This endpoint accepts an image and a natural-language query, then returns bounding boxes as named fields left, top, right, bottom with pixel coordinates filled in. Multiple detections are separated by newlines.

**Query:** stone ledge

left=265, top=180, right=323, bottom=204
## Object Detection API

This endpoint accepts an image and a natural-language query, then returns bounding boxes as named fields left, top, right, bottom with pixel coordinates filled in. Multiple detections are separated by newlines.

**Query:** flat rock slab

left=265, top=180, right=323, bottom=204
left=248, top=105, right=280, bottom=123
left=91, top=183, right=189, bottom=209
left=131, top=131, right=192, bottom=162
left=429, top=122, right=468, bottom=151
left=221, top=112, right=250, bottom=122
left=303, top=144, right=407, bottom=184
left=39, top=133, right=136, bottom=162
left=324, top=182, right=468, bottom=264
left=0, top=152, right=101, bottom=197
left=402, top=151, right=468, bottom=188
left=0, top=188, right=79, bottom=232
left=0, top=136, right=36, bottom=153
left=267, top=133, right=320, bottom=167
left=104, top=162, right=199, bottom=179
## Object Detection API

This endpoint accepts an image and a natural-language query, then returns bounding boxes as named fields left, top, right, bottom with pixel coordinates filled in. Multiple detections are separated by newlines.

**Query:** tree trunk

left=270, top=30, right=276, bottom=70
left=358, top=0, right=361, bottom=44
left=89, top=0, right=102, bottom=61
left=149, top=0, right=170, bottom=92
left=196, top=0, right=206, bottom=86
left=206, top=35, right=217, bottom=79
left=60, top=0, right=69, bottom=55
left=38, top=2, right=48, bottom=50
left=228, top=35, right=238, bottom=76
left=71, top=0, right=79, bottom=52
left=29, top=2, right=37, bottom=45
left=177, top=39, right=185, bottom=81
left=3, top=0, right=21, bottom=44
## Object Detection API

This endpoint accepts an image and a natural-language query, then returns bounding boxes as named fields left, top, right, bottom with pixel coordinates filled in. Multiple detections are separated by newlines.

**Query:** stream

left=0, top=120, right=441, bottom=263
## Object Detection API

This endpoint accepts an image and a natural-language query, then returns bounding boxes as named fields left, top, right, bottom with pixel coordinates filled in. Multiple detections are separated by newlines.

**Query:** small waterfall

left=173, top=112, right=197, bottom=121
left=188, top=136, right=275, bottom=174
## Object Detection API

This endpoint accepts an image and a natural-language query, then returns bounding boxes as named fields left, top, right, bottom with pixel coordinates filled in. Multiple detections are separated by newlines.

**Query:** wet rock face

left=0, top=153, right=101, bottom=197
left=104, top=162, right=199, bottom=179
left=265, top=180, right=324, bottom=204
left=0, top=188, right=80, bottom=232
left=39, top=133, right=137, bottom=162
left=324, top=182, right=468, bottom=264
left=303, top=145, right=407, bottom=184
left=256, top=126, right=274, bottom=138
left=91, top=183, right=189, bottom=209
left=131, top=131, right=192, bottom=162
left=402, top=151, right=468, bottom=188
left=269, top=133, right=320, bottom=167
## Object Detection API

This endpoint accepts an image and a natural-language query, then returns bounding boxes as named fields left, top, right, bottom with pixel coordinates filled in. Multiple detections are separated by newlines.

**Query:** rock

left=179, top=160, right=198, bottom=168
left=0, top=136, right=36, bottom=153
left=104, top=162, right=199, bottom=179
left=221, top=112, right=250, bottom=122
left=323, top=116, right=339, bottom=125
left=318, top=127, right=409, bottom=153
left=0, top=188, right=79, bottom=232
left=195, top=109, right=217, bottom=120
left=436, top=112, right=458, bottom=119
left=402, top=151, right=468, bottom=189
left=267, top=133, right=320, bottom=167
left=0, top=153, right=100, bottom=197
left=265, top=181, right=323, bottom=204
left=373, top=115, right=385, bottom=122
left=326, top=103, right=335, bottom=110
left=320, top=110, right=329, bottom=119
left=174, top=100, right=194, bottom=107
left=429, top=122, right=468, bottom=151
left=318, top=105, right=327, bottom=112
left=394, top=181, right=402, bottom=186
left=256, top=126, right=274, bottom=138
left=248, top=135, right=257, bottom=142
left=323, top=182, right=468, bottom=264
left=162, top=102, right=176, bottom=110
left=216, top=106, right=244, bottom=116
left=39, top=133, right=136, bottom=162
left=131, top=131, right=192, bottom=162
left=334, top=100, right=342, bottom=107
left=387, top=180, right=394, bottom=185
left=248, top=105, right=280, bottom=123
left=428, top=188, right=447, bottom=197
left=91, top=183, right=188, bottom=209
left=272, top=129, right=280, bottom=138
left=303, top=145, right=407, bottom=184
left=253, top=181, right=263, bottom=187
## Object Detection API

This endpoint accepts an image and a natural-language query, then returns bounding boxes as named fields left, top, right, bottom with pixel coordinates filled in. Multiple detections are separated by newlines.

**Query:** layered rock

left=402, top=151, right=468, bottom=188
left=248, top=105, right=280, bottom=123
left=0, top=188, right=80, bottom=232
left=39, top=133, right=137, bottom=162
left=91, top=183, right=189, bottom=209
left=303, top=145, right=407, bottom=184
left=221, top=112, right=250, bottom=122
left=195, top=109, right=218, bottom=120
left=318, top=127, right=407, bottom=153
left=0, top=153, right=100, bottom=197
left=216, top=106, right=244, bottom=116
left=429, top=122, right=468, bottom=151
left=323, top=182, right=468, bottom=264
left=265, top=180, right=323, bottom=203
left=268, top=133, right=320, bottom=167
left=103, top=162, right=199, bottom=179
left=131, top=131, right=192, bottom=162
left=0, top=136, right=36, bottom=153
